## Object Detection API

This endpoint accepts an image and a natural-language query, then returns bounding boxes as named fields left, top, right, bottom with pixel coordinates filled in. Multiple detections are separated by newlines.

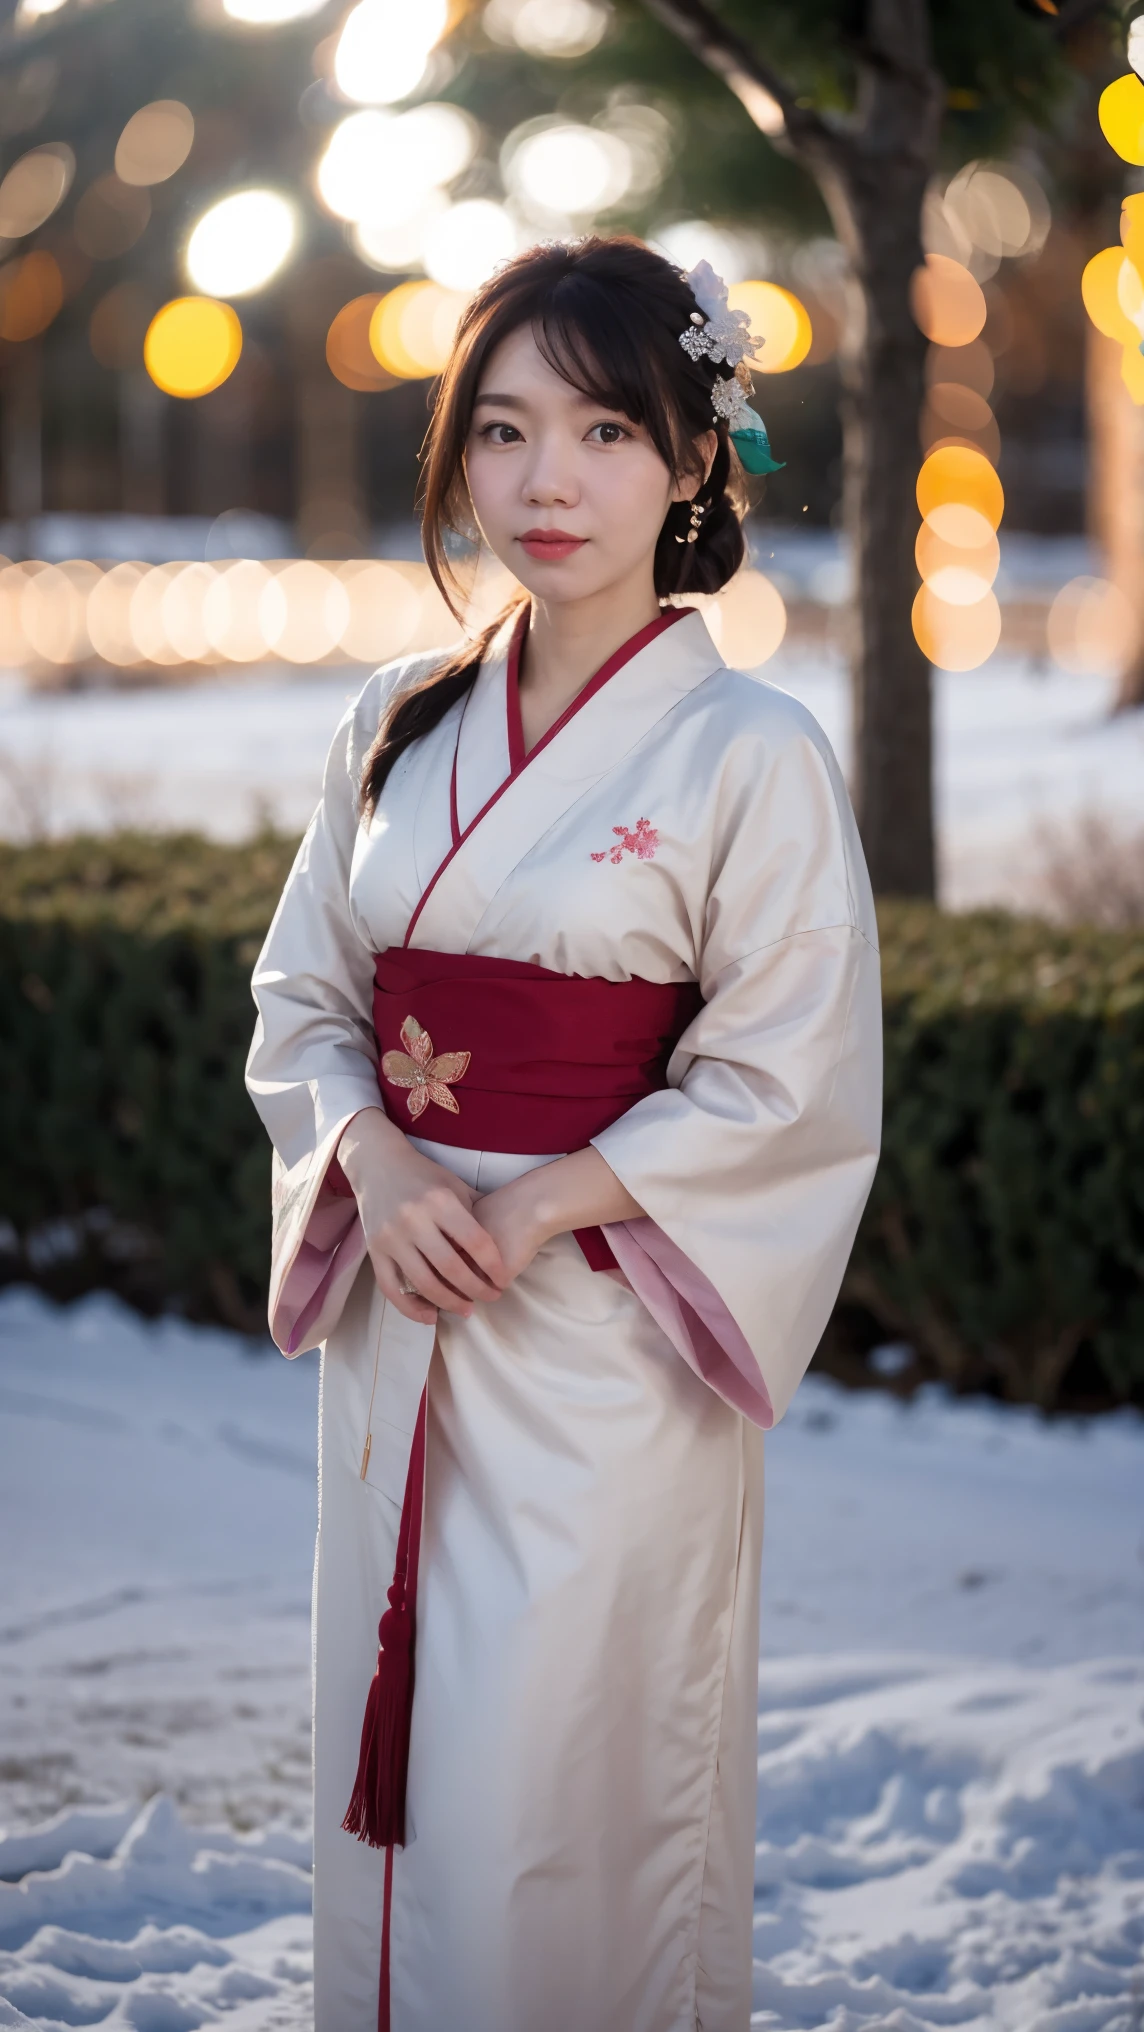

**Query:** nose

left=521, top=430, right=579, bottom=510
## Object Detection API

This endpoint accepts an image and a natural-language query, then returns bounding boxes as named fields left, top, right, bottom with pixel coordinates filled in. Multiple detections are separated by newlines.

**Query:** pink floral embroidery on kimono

left=590, top=817, right=660, bottom=865
left=381, top=1014, right=470, bottom=1121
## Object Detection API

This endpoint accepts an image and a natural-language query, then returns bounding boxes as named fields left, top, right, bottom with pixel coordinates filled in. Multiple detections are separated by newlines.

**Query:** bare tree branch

left=636, top=0, right=831, bottom=147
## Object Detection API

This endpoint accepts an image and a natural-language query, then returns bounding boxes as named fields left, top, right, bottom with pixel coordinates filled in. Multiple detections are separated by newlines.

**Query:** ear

left=671, top=430, right=719, bottom=504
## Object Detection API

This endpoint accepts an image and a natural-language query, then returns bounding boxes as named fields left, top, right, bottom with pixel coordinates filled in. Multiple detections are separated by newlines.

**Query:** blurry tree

left=458, top=0, right=1115, bottom=896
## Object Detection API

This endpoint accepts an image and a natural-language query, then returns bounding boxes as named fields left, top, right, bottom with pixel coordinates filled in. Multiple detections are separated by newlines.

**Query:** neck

left=517, top=575, right=662, bottom=752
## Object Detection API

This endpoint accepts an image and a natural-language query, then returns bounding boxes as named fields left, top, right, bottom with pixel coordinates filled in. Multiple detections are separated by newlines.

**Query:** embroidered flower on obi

left=381, top=1015, right=470, bottom=1121
left=590, top=817, right=660, bottom=866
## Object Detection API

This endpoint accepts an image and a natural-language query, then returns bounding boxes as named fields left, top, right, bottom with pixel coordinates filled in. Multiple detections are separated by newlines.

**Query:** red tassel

left=343, top=1391, right=427, bottom=1850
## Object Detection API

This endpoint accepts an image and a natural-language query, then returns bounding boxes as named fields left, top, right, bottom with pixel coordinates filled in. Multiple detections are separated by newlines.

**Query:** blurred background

left=0, top=8, right=1142, bottom=2028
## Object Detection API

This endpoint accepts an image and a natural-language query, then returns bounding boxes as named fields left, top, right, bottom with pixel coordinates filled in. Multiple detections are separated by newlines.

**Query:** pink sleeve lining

left=603, top=1217, right=773, bottom=1427
left=276, top=1186, right=368, bottom=1356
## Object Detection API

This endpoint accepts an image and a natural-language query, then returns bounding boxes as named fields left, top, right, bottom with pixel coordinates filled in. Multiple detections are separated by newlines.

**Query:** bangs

left=530, top=279, right=687, bottom=476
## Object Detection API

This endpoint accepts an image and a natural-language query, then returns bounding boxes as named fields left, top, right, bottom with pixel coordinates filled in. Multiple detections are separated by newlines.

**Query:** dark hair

left=362, top=235, right=749, bottom=814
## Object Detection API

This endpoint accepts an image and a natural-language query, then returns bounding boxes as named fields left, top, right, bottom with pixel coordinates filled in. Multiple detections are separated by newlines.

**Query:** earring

left=674, top=499, right=706, bottom=545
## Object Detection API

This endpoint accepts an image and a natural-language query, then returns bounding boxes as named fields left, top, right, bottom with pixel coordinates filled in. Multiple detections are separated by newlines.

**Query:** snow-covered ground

left=1, top=1287, right=1141, bottom=2029
left=2, top=645, right=1143, bottom=911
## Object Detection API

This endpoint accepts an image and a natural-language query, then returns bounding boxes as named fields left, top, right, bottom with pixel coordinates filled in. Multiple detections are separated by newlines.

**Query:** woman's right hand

left=336, top=1107, right=507, bottom=1327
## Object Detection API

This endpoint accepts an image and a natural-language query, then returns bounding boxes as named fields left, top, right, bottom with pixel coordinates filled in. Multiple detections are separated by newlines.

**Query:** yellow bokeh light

left=369, top=280, right=467, bottom=379
left=916, top=520, right=999, bottom=598
left=1122, top=192, right=1144, bottom=278
left=916, top=445, right=1004, bottom=531
left=144, top=296, right=242, bottom=399
left=910, top=254, right=987, bottom=347
left=911, top=584, right=1001, bottom=670
left=1098, top=72, right=1144, bottom=167
left=921, top=499, right=996, bottom=548
left=726, top=281, right=812, bottom=373
left=1081, top=247, right=1141, bottom=345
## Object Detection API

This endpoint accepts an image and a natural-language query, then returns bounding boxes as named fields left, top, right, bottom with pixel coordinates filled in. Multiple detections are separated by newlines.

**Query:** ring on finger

left=397, top=1273, right=420, bottom=1298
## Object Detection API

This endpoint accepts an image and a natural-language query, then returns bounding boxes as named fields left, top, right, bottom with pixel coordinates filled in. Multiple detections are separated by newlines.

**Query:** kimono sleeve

left=245, top=666, right=395, bottom=1356
left=592, top=693, right=882, bottom=1428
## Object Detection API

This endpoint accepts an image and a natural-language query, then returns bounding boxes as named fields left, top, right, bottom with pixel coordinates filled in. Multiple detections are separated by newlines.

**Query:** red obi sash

left=372, top=947, right=701, bottom=1153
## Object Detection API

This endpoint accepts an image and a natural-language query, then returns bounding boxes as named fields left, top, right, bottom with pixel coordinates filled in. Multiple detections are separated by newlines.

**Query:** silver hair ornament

left=678, top=260, right=785, bottom=476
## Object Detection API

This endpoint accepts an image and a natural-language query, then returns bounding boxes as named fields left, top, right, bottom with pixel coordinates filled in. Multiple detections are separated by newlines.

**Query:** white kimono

left=246, top=607, right=882, bottom=2032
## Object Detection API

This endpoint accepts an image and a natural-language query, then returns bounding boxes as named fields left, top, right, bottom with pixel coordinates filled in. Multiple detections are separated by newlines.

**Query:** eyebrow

left=473, top=392, right=528, bottom=407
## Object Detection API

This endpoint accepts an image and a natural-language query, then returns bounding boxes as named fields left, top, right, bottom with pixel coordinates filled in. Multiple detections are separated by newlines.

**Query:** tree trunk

left=1085, top=322, right=1144, bottom=709
left=827, top=162, right=935, bottom=895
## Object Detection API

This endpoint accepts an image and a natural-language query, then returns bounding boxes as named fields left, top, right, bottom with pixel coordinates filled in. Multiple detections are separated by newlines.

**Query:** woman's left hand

left=471, top=1174, right=550, bottom=1285
left=473, top=1147, right=644, bottom=1287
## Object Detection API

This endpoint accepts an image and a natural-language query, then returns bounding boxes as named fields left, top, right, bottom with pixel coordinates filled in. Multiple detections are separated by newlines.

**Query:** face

left=464, top=324, right=707, bottom=607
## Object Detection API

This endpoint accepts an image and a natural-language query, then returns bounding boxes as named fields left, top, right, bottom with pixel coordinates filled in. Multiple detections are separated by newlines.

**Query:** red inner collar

left=504, top=603, right=690, bottom=773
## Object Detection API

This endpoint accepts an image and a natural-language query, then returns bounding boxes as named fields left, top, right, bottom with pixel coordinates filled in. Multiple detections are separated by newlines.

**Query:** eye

left=586, top=420, right=631, bottom=445
left=477, top=420, right=524, bottom=445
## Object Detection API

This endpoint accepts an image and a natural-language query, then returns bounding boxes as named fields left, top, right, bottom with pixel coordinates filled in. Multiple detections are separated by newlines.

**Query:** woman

left=246, top=236, right=881, bottom=2032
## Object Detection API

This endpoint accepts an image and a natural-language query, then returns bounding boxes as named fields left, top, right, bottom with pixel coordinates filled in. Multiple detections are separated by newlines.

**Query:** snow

left=1, top=1289, right=1141, bottom=2029
left=2, top=644, right=1143, bottom=912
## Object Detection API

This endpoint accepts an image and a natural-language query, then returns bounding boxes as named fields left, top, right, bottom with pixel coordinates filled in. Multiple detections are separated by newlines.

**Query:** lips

left=517, top=529, right=587, bottom=561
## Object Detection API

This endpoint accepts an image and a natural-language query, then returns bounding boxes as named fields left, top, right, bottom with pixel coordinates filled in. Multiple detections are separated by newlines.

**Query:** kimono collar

left=406, top=604, right=725, bottom=953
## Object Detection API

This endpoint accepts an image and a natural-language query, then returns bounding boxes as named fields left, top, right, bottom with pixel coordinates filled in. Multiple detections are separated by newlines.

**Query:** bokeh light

left=655, top=220, right=756, bottom=285
left=223, top=0, right=327, bottom=16
left=73, top=176, right=151, bottom=260
left=115, top=101, right=195, bottom=187
left=1047, top=576, right=1136, bottom=678
left=203, top=560, right=275, bottom=661
left=144, top=297, right=243, bottom=399
left=317, top=105, right=476, bottom=228
left=161, top=564, right=215, bottom=663
left=926, top=339, right=994, bottom=399
left=0, top=142, right=74, bottom=238
left=926, top=161, right=1051, bottom=281
left=326, top=295, right=397, bottom=391
left=726, top=280, right=812, bottom=373
left=912, top=585, right=1001, bottom=670
left=423, top=200, right=516, bottom=292
left=129, top=565, right=184, bottom=667
left=185, top=189, right=296, bottom=297
left=370, top=280, right=466, bottom=378
left=915, top=520, right=999, bottom=602
left=337, top=561, right=422, bottom=662
left=1098, top=73, right=1144, bottom=167
left=261, top=562, right=351, bottom=663
left=86, top=563, right=147, bottom=666
left=353, top=198, right=448, bottom=275
left=910, top=254, right=987, bottom=347
left=1081, top=246, right=1141, bottom=345
left=483, top=0, right=609, bottom=58
left=1121, top=342, right=1144, bottom=403
left=21, top=562, right=99, bottom=666
left=702, top=569, right=787, bottom=667
left=917, top=445, right=1004, bottom=531
left=0, top=251, right=63, bottom=341
left=333, top=0, right=449, bottom=107
left=504, top=120, right=630, bottom=219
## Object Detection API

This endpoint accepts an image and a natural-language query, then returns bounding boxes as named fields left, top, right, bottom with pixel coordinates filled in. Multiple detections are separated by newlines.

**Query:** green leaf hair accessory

left=729, top=405, right=785, bottom=476
left=680, top=260, right=783, bottom=474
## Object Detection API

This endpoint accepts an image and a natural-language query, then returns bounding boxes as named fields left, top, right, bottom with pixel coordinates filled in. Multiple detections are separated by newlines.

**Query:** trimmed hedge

left=1, top=834, right=1142, bottom=1406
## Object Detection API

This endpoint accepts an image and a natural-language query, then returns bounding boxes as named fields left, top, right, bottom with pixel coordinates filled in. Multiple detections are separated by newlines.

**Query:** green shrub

left=1, top=836, right=1142, bottom=1405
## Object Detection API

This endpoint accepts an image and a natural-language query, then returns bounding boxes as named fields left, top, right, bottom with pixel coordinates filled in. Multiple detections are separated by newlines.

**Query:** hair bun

left=653, top=435, right=745, bottom=599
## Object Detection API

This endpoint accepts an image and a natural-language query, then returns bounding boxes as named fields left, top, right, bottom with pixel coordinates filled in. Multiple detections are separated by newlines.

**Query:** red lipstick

left=518, top=528, right=587, bottom=561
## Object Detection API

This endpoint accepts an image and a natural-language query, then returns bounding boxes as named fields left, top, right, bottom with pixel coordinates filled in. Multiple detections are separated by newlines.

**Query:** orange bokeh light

left=326, top=293, right=397, bottom=392
left=912, top=584, right=1001, bottom=669
left=910, top=254, right=987, bottom=347
left=916, top=444, right=1004, bottom=531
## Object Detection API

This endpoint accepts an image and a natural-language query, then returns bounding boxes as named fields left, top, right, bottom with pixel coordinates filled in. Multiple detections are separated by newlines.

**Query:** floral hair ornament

left=679, top=259, right=785, bottom=477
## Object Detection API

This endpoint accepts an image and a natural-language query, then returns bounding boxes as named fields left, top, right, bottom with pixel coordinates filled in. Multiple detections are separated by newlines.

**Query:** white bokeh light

left=354, top=194, right=449, bottom=272
left=334, top=0, right=449, bottom=107
left=423, top=200, right=517, bottom=291
left=653, top=220, right=757, bottom=285
left=504, top=121, right=630, bottom=220
left=317, top=105, right=476, bottom=227
left=185, top=189, right=296, bottom=297
left=483, top=0, right=609, bottom=58
left=222, top=0, right=326, bottom=19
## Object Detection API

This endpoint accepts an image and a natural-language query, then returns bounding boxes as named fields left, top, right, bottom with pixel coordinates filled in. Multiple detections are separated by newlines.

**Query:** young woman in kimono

left=246, top=235, right=881, bottom=2032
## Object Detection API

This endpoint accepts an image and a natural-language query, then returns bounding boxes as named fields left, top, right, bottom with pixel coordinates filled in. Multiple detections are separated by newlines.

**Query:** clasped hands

left=336, top=1106, right=641, bottom=1328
